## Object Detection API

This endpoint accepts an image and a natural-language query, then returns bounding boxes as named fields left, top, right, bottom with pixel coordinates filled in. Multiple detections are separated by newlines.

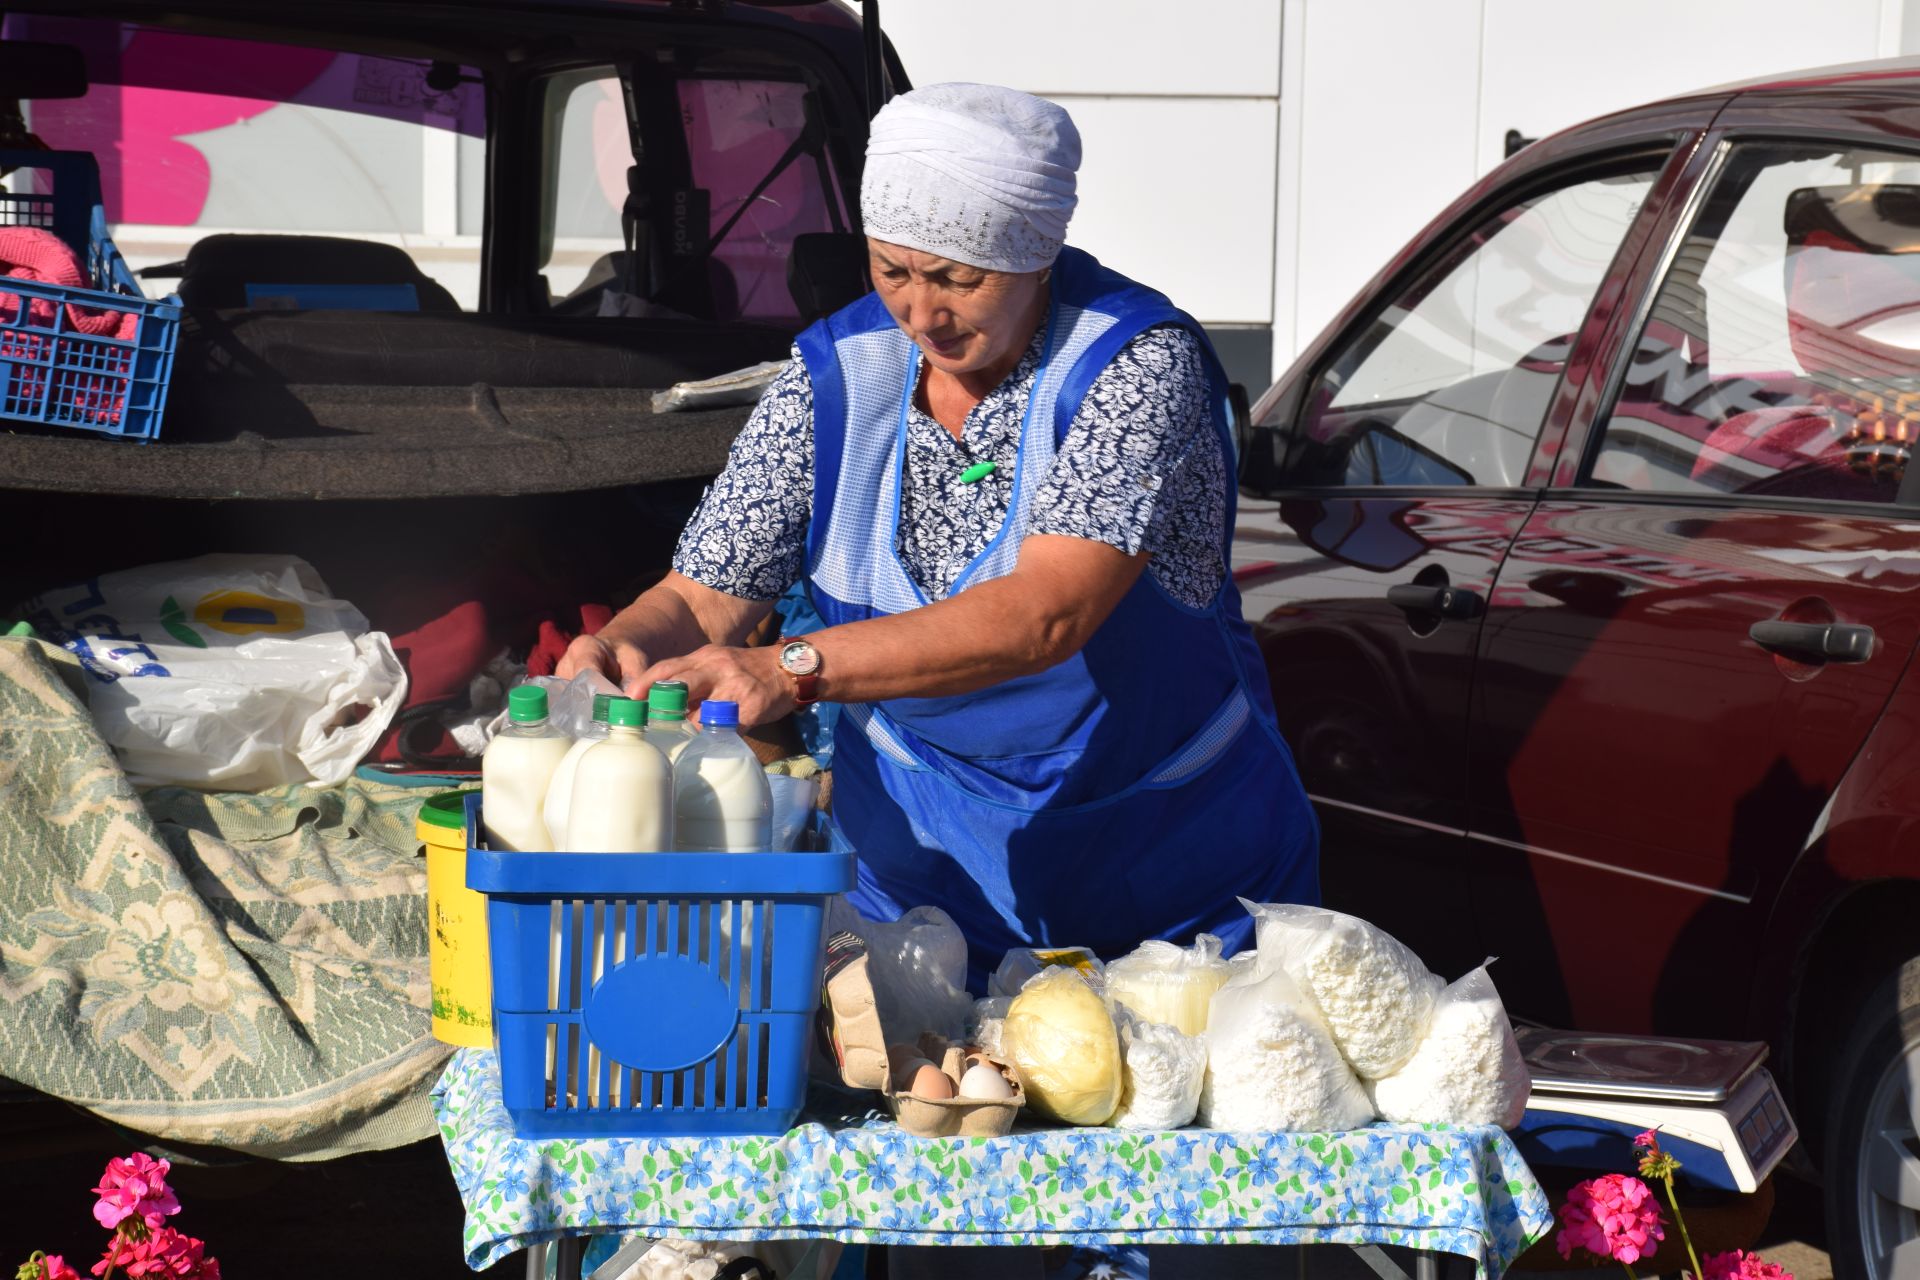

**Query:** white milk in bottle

left=481, top=685, right=573, bottom=852
left=673, top=700, right=772, bottom=852
left=542, top=693, right=614, bottom=852
left=644, top=679, right=697, bottom=762
left=565, top=697, right=672, bottom=852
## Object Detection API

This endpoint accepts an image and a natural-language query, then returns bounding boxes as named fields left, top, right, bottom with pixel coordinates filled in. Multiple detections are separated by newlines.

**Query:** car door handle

left=1748, top=619, right=1876, bottom=664
left=1386, top=583, right=1483, bottom=620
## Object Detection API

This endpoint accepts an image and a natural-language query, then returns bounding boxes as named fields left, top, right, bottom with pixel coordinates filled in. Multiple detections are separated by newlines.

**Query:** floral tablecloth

left=434, top=1049, right=1553, bottom=1275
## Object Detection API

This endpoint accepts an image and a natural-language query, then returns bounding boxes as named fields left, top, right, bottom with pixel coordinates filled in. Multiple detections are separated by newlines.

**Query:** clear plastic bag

left=1112, top=1014, right=1207, bottom=1130
left=988, top=945, right=1104, bottom=998
left=967, top=996, right=1012, bottom=1060
left=1199, top=959, right=1374, bottom=1132
left=1003, top=966, right=1123, bottom=1126
left=825, top=899, right=973, bottom=1042
left=1243, top=898, right=1442, bottom=1080
left=1367, top=963, right=1531, bottom=1128
left=1105, top=935, right=1234, bottom=1037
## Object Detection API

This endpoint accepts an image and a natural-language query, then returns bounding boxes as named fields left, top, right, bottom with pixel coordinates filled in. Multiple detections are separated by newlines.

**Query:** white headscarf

left=861, top=82, right=1081, bottom=274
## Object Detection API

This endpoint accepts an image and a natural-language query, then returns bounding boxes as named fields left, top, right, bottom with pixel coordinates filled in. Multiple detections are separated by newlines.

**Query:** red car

left=1239, top=57, right=1920, bottom=1279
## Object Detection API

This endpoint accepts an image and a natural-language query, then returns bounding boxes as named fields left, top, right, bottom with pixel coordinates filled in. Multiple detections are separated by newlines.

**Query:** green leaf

left=1462, top=1182, right=1479, bottom=1196
left=643, top=1154, right=658, bottom=1177
left=1201, top=1191, right=1222, bottom=1209
left=895, top=1187, right=910, bottom=1203
left=1235, top=1147, right=1253, bottom=1165
left=1046, top=1179, right=1060, bottom=1197
left=670, top=1175, right=684, bottom=1194
left=1403, top=1151, right=1416, bottom=1172
left=1508, top=1180, right=1526, bottom=1196
left=1148, top=1151, right=1164, bottom=1171
left=1209, top=1152, right=1225, bottom=1175
left=1020, top=1160, right=1033, bottom=1181
left=1237, top=1173, right=1250, bottom=1193
left=830, top=1154, right=845, bottom=1175
left=1308, top=1136, right=1326, bottom=1154
left=1391, top=1185, right=1410, bottom=1205
left=857, top=1176, right=870, bottom=1194
left=1429, top=1171, right=1441, bottom=1190
left=1010, top=1196, right=1028, bottom=1213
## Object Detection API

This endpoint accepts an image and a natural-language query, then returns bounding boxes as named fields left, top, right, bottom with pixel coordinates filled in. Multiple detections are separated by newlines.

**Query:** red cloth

left=0, top=226, right=140, bottom=339
left=527, top=603, right=614, bottom=677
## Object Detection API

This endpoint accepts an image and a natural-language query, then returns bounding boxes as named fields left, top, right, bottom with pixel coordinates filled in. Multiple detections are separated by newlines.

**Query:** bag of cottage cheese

left=1198, top=960, right=1373, bottom=1132
left=1368, top=964, right=1531, bottom=1128
left=1243, top=899, right=1443, bottom=1080
left=1112, top=1014, right=1207, bottom=1130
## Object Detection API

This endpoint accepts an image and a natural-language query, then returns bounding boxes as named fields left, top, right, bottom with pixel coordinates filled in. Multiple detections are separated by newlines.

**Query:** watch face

left=780, top=640, right=821, bottom=677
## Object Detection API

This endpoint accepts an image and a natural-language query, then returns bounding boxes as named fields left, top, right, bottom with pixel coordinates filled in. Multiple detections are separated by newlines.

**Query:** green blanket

left=0, top=636, right=451, bottom=1160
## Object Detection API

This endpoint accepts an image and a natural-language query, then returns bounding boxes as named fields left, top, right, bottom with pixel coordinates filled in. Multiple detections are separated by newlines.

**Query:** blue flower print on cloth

left=672, top=326, right=1227, bottom=608
left=434, top=1049, right=1551, bottom=1275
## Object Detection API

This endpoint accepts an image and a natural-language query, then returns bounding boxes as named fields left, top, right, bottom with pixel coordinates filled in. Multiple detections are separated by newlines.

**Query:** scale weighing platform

left=1511, top=1028, right=1798, bottom=1192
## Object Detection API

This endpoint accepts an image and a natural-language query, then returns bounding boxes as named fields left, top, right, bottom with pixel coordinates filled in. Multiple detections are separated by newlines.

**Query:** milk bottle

left=481, top=685, right=573, bottom=852
left=672, top=700, right=772, bottom=852
left=645, top=680, right=698, bottom=762
left=565, top=697, right=672, bottom=853
left=542, top=693, right=614, bottom=853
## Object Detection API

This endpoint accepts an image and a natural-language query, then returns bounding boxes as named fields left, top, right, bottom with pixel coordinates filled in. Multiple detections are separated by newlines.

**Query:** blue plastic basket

left=0, top=149, right=180, bottom=441
left=463, top=793, right=854, bottom=1138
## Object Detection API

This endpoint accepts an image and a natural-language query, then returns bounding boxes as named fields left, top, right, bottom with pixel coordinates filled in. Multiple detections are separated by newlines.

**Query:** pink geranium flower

left=87, top=1229, right=217, bottom=1280
left=1634, top=1128, right=1661, bottom=1149
left=1556, top=1173, right=1667, bottom=1265
left=41, top=1258, right=82, bottom=1280
left=1701, top=1250, right=1792, bottom=1280
left=89, top=1154, right=180, bottom=1231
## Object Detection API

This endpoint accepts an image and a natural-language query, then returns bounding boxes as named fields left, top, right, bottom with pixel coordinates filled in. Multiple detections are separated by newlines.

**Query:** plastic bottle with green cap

left=566, top=696, right=672, bottom=852
left=542, top=692, right=620, bottom=853
left=481, top=684, right=573, bottom=852
left=644, top=679, right=697, bottom=763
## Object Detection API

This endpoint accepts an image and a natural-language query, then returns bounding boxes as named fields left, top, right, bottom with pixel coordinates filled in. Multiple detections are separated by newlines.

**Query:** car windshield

left=4, top=16, right=486, bottom=308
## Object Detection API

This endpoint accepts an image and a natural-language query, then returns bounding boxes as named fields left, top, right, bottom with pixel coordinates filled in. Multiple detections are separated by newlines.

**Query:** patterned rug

left=0, top=636, right=450, bottom=1160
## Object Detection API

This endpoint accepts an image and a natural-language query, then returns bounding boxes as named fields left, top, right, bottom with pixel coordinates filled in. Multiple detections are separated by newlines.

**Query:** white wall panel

left=879, top=1, right=1281, bottom=98
left=1052, top=95, right=1278, bottom=323
left=1286, top=0, right=1482, bottom=359
left=1478, top=0, right=1884, bottom=175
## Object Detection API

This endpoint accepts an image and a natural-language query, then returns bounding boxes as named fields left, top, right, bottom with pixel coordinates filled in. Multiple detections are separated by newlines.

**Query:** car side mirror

left=0, top=41, right=88, bottom=99
left=1237, top=378, right=1306, bottom=498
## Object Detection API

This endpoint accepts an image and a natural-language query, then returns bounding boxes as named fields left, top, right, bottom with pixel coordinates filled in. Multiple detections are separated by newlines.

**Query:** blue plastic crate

left=463, top=793, right=854, bottom=1138
left=0, top=150, right=180, bottom=440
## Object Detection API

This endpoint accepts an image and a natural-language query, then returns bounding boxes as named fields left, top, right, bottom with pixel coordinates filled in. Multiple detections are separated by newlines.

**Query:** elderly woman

left=561, top=82, right=1317, bottom=984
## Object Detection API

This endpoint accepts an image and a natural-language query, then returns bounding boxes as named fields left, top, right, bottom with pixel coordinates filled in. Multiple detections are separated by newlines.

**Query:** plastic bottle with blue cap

left=672, top=699, right=773, bottom=852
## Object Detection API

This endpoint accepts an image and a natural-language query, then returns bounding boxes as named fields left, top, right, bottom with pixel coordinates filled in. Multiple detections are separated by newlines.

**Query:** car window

left=7, top=17, right=485, bottom=309
left=1590, top=142, right=1920, bottom=505
left=1292, top=167, right=1658, bottom=489
left=538, top=68, right=847, bottom=325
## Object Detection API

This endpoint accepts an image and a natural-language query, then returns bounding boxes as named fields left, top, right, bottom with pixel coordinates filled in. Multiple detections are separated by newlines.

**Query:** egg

left=958, top=1061, right=1015, bottom=1100
left=889, top=1055, right=932, bottom=1093
left=910, top=1062, right=957, bottom=1100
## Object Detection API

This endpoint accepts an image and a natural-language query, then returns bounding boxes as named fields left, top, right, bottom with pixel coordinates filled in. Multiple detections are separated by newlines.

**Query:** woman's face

left=867, top=239, right=1048, bottom=379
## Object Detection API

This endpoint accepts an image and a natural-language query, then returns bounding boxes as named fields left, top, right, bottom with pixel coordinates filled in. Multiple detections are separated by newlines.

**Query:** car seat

left=176, top=233, right=462, bottom=312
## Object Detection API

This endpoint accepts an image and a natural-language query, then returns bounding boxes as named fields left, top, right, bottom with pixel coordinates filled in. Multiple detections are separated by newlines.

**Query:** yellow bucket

left=419, top=790, right=491, bottom=1047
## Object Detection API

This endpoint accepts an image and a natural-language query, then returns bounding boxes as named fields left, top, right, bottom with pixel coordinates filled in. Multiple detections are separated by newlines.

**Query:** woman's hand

left=639, top=643, right=795, bottom=727
left=555, top=632, right=652, bottom=698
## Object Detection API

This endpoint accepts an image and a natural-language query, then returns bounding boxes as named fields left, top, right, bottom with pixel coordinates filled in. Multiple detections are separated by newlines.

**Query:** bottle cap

left=703, top=700, right=740, bottom=727
left=606, top=697, right=644, bottom=729
left=506, top=685, right=549, bottom=722
left=647, top=680, right=689, bottom=720
left=591, top=693, right=615, bottom=722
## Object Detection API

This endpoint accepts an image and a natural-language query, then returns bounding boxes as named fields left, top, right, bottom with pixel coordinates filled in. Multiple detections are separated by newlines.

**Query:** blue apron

left=793, top=246, right=1318, bottom=986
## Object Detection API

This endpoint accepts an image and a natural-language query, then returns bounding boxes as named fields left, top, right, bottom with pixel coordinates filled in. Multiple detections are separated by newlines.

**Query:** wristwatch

left=777, top=636, right=823, bottom=705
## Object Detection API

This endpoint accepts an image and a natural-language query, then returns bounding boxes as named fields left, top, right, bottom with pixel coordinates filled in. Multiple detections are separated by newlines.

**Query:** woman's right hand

left=555, top=631, right=653, bottom=699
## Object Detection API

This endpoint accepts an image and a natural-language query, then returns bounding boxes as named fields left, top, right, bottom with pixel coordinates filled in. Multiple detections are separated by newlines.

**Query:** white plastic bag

left=21, top=554, right=406, bottom=790
left=1105, top=935, right=1235, bottom=1037
left=825, top=899, right=973, bottom=1042
left=1244, top=899, right=1442, bottom=1080
left=1368, top=964, right=1531, bottom=1128
left=1113, top=1014, right=1207, bottom=1130
left=988, top=945, right=1105, bottom=998
left=967, top=996, right=1012, bottom=1060
left=1199, top=960, right=1373, bottom=1132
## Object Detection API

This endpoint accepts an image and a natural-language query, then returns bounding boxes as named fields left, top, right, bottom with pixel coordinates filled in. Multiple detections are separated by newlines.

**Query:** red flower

left=1634, top=1128, right=1661, bottom=1149
left=1701, top=1250, right=1793, bottom=1280
left=1556, top=1174, right=1667, bottom=1265
left=89, top=1230, right=217, bottom=1280
left=90, top=1154, right=180, bottom=1231
left=41, top=1259, right=82, bottom=1280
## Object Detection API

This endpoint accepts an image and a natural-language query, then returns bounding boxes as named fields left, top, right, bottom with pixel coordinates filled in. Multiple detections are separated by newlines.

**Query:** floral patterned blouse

left=672, top=323, right=1227, bottom=609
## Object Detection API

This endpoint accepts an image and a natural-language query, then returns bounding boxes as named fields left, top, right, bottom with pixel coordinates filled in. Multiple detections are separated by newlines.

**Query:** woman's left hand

left=637, top=644, right=796, bottom=727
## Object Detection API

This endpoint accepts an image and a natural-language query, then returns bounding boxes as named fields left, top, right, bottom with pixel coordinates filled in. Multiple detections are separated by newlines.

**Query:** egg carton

left=819, top=930, right=1024, bottom=1138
